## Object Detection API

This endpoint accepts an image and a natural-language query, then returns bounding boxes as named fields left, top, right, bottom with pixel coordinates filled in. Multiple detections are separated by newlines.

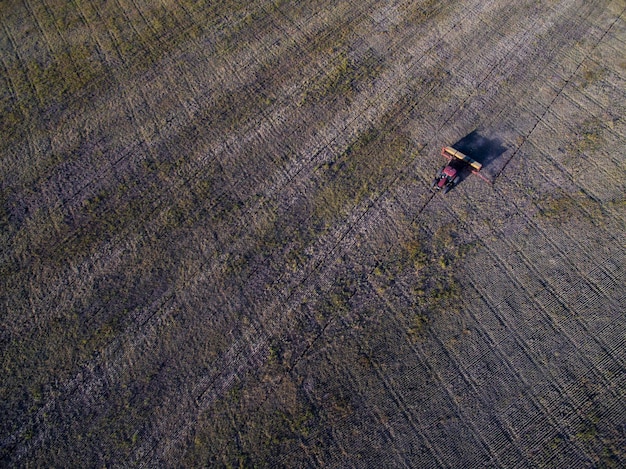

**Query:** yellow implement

left=442, top=146, right=482, bottom=171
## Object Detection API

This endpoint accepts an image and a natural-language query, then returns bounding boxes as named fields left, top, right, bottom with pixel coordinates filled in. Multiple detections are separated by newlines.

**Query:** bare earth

left=1, top=0, right=625, bottom=467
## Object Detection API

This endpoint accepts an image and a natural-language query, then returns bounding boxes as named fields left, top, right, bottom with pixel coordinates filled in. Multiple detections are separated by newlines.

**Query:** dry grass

left=1, top=0, right=625, bottom=467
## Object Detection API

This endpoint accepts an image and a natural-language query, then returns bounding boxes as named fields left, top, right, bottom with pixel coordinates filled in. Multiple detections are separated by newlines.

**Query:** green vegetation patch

left=372, top=223, right=481, bottom=340
left=300, top=48, right=384, bottom=105
left=535, top=189, right=623, bottom=227
left=185, top=374, right=316, bottom=468
left=567, top=117, right=605, bottom=155
left=312, top=126, right=408, bottom=227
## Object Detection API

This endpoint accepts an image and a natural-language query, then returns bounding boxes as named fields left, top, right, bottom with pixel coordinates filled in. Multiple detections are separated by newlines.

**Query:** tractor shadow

left=450, top=130, right=507, bottom=184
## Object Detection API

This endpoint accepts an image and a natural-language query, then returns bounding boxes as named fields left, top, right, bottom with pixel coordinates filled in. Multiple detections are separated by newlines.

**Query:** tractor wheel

left=431, top=178, right=439, bottom=189
left=443, top=184, right=451, bottom=194
left=452, top=175, right=460, bottom=186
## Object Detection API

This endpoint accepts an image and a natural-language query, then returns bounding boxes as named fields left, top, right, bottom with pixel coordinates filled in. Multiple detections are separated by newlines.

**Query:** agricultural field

left=1, top=0, right=625, bottom=466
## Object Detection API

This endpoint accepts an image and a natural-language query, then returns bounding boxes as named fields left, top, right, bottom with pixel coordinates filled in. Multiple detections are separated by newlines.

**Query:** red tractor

left=431, top=146, right=489, bottom=193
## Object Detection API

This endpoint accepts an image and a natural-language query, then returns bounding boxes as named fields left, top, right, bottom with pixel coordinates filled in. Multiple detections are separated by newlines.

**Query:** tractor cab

left=433, top=164, right=460, bottom=193
left=442, top=166, right=458, bottom=178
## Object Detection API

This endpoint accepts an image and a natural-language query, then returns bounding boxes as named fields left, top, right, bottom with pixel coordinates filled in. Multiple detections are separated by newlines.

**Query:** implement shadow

left=451, top=130, right=507, bottom=183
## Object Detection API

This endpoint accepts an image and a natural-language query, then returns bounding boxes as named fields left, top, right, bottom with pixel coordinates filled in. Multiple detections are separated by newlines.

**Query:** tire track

left=438, top=213, right=625, bottom=458
left=462, top=268, right=625, bottom=465
left=500, top=175, right=624, bottom=312
left=9, top=0, right=375, bottom=265
left=0, top=0, right=320, bottom=454
left=365, top=283, right=508, bottom=467
left=183, top=1, right=563, bottom=452
left=3, top=0, right=376, bottom=340
left=0, top=14, right=44, bottom=108
left=440, top=169, right=625, bottom=398
left=460, top=278, right=602, bottom=464
left=1, top=0, right=276, bottom=201
left=380, top=215, right=610, bottom=466
left=431, top=0, right=626, bottom=334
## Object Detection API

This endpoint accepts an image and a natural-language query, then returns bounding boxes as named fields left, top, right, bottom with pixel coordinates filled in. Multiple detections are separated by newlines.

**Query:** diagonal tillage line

left=497, top=173, right=624, bottom=313
left=478, top=103, right=622, bottom=310
left=438, top=136, right=626, bottom=400
left=3, top=0, right=389, bottom=308
left=425, top=5, right=546, bottom=143
left=431, top=203, right=625, bottom=454
left=187, top=0, right=494, bottom=396
left=495, top=4, right=626, bottom=179
left=270, top=210, right=520, bottom=464
left=410, top=0, right=621, bottom=290
left=4, top=0, right=612, bottom=464
left=255, top=203, right=450, bottom=468
left=1, top=0, right=287, bottom=267
left=0, top=16, right=43, bottom=107
left=495, top=141, right=626, bottom=281
left=175, top=0, right=489, bottom=400
left=4, top=0, right=378, bottom=410
left=1, top=0, right=366, bottom=458
left=360, top=7, right=624, bottom=464
left=460, top=279, right=599, bottom=462
left=537, top=73, right=626, bottom=156
left=420, top=219, right=611, bottom=457
left=376, top=208, right=616, bottom=464
left=263, top=0, right=546, bottom=258
left=179, top=42, right=444, bottom=396
left=26, top=0, right=82, bottom=84
left=3, top=0, right=464, bottom=304
left=365, top=352, right=449, bottom=468
left=505, top=137, right=626, bottom=248
left=339, top=223, right=548, bottom=466
left=462, top=265, right=626, bottom=465
left=448, top=0, right=605, bottom=174
left=523, top=103, right=626, bottom=186
left=466, top=29, right=626, bottom=324
left=191, top=171, right=431, bottom=409
left=357, top=279, right=510, bottom=467
left=227, top=4, right=494, bottom=286
left=406, top=0, right=592, bottom=188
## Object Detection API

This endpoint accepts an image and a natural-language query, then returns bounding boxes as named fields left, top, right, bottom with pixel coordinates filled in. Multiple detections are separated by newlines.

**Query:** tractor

left=431, top=146, right=488, bottom=193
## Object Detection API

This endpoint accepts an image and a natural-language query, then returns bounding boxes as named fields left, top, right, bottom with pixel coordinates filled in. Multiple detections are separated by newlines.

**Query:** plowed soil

left=1, top=0, right=625, bottom=466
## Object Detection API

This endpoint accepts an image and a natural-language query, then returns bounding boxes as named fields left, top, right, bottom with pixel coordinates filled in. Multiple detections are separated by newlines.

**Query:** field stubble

left=1, top=0, right=625, bottom=467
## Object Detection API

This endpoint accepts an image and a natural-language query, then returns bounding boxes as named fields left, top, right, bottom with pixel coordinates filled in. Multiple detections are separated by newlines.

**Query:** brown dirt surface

left=1, top=0, right=625, bottom=467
